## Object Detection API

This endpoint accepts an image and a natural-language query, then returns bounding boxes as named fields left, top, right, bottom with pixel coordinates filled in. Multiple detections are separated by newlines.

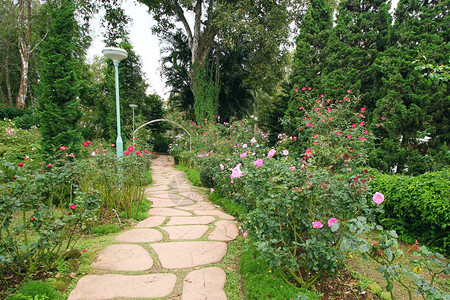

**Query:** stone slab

left=148, top=207, right=192, bottom=216
left=150, top=198, right=194, bottom=207
left=151, top=241, right=227, bottom=269
left=194, top=210, right=235, bottom=220
left=180, top=202, right=216, bottom=211
left=115, top=228, right=163, bottom=243
left=181, top=267, right=227, bottom=300
left=91, top=244, right=153, bottom=271
left=135, top=216, right=166, bottom=228
left=178, top=191, right=205, bottom=201
left=162, top=225, right=209, bottom=240
left=166, top=216, right=216, bottom=225
left=208, top=220, right=239, bottom=242
left=67, top=273, right=177, bottom=300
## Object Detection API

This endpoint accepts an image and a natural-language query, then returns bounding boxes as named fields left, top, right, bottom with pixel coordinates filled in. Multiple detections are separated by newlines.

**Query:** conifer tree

left=38, top=0, right=81, bottom=156
left=290, top=0, right=333, bottom=91
left=321, top=0, right=391, bottom=108
left=370, top=0, right=449, bottom=174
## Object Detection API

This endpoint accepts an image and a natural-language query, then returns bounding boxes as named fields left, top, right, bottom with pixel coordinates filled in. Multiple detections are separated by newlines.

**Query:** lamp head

left=102, top=47, right=128, bottom=62
left=129, top=104, right=138, bottom=109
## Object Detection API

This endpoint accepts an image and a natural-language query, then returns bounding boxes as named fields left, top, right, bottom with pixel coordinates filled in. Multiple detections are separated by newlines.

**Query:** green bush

left=11, top=280, right=63, bottom=300
left=15, top=111, right=40, bottom=130
left=199, top=163, right=215, bottom=188
left=370, top=169, right=450, bottom=254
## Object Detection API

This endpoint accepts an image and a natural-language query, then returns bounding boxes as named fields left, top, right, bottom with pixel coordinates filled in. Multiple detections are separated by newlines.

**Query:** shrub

left=11, top=280, right=62, bottom=300
left=370, top=170, right=450, bottom=254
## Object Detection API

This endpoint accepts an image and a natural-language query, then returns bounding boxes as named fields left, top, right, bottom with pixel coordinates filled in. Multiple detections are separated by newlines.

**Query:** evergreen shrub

left=370, top=170, right=450, bottom=254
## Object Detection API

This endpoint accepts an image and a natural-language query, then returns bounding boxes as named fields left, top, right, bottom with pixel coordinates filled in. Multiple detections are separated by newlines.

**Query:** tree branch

left=166, top=0, right=193, bottom=50
left=29, top=27, right=49, bottom=54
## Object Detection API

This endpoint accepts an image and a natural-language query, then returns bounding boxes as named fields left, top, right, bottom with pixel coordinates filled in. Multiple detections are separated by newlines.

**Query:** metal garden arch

left=132, top=119, right=191, bottom=151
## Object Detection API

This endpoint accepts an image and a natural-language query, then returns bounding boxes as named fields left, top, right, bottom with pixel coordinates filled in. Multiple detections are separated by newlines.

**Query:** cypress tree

left=38, top=0, right=81, bottom=157
left=290, top=0, right=333, bottom=91
left=321, top=0, right=392, bottom=108
left=371, top=0, right=449, bottom=174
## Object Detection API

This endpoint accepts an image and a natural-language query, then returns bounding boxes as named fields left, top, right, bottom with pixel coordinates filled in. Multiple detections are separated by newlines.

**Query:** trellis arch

left=133, top=119, right=191, bottom=151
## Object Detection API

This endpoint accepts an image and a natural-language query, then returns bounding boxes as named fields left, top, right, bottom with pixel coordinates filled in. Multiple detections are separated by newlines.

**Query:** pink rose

left=373, top=192, right=384, bottom=205
left=254, top=159, right=264, bottom=168
left=312, top=221, right=323, bottom=228
left=328, top=218, right=338, bottom=227
left=267, top=149, right=276, bottom=158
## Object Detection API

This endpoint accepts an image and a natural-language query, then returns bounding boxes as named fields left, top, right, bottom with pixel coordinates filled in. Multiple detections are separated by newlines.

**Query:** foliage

left=78, top=141, right=152, bottom=220
left=320, top=0, right=391, bottom=109
left=91, top=224, right=120, bottom=235
left=369, top=0, right=449, bottom=175
left=161, top=31, right=255, bottom=122
left=358, top=230, right=450, bottom=300
left=101, top=40, right=166, bottom=145
left=192, top=62, right=219, bottom=122
left=369, top=170, right=450, bottom=254
left=0, top=118, right=40, bottom=164
left=10, top=280, right=63, bottom=300
left=283, top=89, right=375, bottom=170
left=173, top=165, right=202, bottom=187
left=0, top=152, right=101, bottom=287
left=240, top=247, right=321, bottom=300
left=37, top=0, right=82, bottom=157
left=290, top=0, right=332, bottom=92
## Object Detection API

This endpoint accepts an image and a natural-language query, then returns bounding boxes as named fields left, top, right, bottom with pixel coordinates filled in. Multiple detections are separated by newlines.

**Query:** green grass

left=91, top=224, right=121, bottom=235
left=209, top=191, right=244, bottom=219
left=173, top=165, right=202, bottom=187
left=240, top=247, right=321, bottom=300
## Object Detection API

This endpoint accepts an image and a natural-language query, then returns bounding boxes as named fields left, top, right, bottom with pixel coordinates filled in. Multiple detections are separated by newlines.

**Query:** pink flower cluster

left=230, top=163, right=244, bottom=179
left=312, top=218, right=338, bottom=229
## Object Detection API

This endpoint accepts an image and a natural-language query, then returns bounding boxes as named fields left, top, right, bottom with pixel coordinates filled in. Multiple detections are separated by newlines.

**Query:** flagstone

left=166, top=216, right=215, bottom=225
left=180, top=202, right=217, bottom=210
left=114, top=228, right=163, bottom=243
left=148, top=207, right=192, bottom=216
left=208, top=220, right=239, bottom=242
left=181, top=267, right=227, bottom=300
left=178, top=191, right=205, bottom=201
left=162, top=225, right=209, bottom=240
left=67, top=273, right=177, bottom=300
left=91, top=244, right=153, bottom=271
left=151, top=241, right=227, bottom=269
left=150, top=198, right=194, bottom=207
left=135, top=216, right=166, bottom=228
left=194, top=209, right=235, bottom=220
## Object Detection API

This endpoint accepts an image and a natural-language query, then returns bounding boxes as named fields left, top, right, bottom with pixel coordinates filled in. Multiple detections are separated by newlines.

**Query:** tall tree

left=161, top=30, right=255, bottom=122
left=321, top=0, right=391, bottom=109
left=139, top=0, right=294, bottom=121
left=290, top=0, right=333, bottom=91
left=38, top=0, right=81, bottom=156
left=16, top=0, right=48, bottom=108
left=370, top=0, right=450, bottom=174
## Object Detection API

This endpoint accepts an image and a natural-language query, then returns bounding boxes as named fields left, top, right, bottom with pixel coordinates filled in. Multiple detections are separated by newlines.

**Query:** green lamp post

left=129, top=104, right=138, bottom=140
left=102, top=47, right=128, bottom=160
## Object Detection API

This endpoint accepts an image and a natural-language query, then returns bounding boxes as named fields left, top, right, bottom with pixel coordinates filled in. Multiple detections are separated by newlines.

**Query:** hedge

left=369, top=169, right=449, bottom=254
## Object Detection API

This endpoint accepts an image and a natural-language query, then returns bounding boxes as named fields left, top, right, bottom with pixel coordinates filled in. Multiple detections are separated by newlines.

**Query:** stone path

left=68, top=155, right=238, bottom=300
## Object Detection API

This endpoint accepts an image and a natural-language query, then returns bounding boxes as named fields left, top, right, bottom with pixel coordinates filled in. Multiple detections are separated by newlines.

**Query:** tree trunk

left=16, top=0, right=32, bottom=109
left=3, top=35, right=13, bottom=106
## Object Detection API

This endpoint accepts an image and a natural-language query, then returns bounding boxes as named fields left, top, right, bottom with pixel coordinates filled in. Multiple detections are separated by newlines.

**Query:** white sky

left=86, top=0, right=169, bottom=99
left=87, top=0, right=400, bottom=101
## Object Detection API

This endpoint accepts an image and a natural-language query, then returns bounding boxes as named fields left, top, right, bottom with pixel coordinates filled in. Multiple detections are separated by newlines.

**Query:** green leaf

left=377, top=265, right=387, bottom=273
left=359, top=244, right=371, bottom=252
left=387, top=230, right=398, bottom=239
